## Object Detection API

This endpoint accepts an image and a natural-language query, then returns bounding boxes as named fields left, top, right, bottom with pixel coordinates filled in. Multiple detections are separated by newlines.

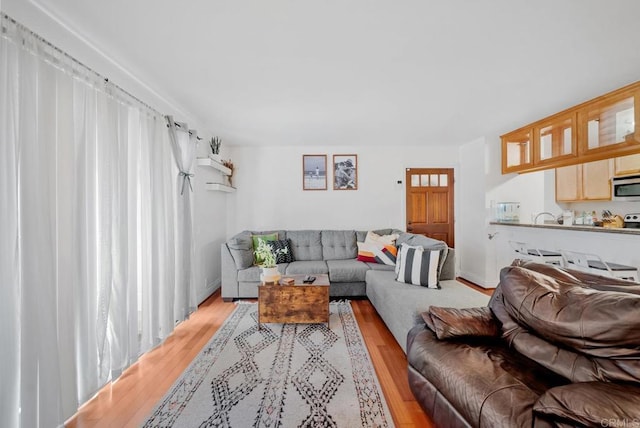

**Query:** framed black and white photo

left=302, top=155, right=327, bottom=190
left=333, top=154, right=358, bottom=190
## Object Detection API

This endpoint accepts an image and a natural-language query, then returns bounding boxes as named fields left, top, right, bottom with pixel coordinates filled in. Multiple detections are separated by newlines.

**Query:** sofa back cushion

left=321, top=230, right=357, bottom=260
left=396, top=232, right=446, bottom=250
left=286, top=230, right=323, bottom=261
left=511, top=260, right=640, bottom=293
left=491, top=265, right=640, bottom=384
left=500, top=267, right=640, bottom=358
left=227, top=232, right=254, bottom=269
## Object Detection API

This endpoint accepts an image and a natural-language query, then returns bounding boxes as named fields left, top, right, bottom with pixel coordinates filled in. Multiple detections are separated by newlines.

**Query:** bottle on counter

left=562, top=210, right=574, bottom=226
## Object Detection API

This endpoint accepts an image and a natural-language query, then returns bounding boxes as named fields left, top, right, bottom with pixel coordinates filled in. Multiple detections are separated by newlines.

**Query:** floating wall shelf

left=205, top=183, right=236, bottom=192
left=196, top=157, right=232, bottom=176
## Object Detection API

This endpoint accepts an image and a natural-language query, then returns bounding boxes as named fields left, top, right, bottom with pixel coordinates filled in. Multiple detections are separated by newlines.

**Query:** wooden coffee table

left=258, top=274, right=330, bottom=328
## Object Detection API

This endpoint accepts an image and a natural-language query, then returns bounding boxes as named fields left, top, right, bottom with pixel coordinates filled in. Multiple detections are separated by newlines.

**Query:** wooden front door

left=405, top=168, right=455, bottom=248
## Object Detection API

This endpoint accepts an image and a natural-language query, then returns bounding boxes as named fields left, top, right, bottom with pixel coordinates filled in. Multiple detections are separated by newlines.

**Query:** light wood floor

left=66, top=283, right=493, bottom=428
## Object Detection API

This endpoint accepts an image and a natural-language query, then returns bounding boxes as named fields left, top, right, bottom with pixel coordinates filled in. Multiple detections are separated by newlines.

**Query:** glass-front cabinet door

left=578, top=87, right=639, bottom=155
left=500, top=81, right=640, bottom=175
left=501, top=128, right=533, bottom=173
left=533, top=113, right=577, bottom=166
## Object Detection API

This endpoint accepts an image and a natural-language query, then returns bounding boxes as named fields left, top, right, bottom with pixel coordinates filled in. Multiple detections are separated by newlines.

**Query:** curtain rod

left=170, top=122, right=202, bottom=140
left=1, top=12, right=164, bottom=118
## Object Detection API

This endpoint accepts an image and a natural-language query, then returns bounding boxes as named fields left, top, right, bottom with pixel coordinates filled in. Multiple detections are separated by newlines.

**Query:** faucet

left=534, top=212, right=556, bottom=224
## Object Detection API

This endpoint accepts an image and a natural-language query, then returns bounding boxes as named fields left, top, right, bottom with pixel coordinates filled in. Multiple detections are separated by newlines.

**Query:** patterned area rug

left=143, top=301, right=395, bottom=427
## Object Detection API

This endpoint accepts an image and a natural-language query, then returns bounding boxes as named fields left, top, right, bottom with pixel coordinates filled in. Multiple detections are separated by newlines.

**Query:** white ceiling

left=9, top=0, right=640, bottom=146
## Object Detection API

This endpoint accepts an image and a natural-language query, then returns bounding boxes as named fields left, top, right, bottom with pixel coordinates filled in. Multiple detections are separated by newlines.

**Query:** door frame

left=404, top=167, right=456, bottom=248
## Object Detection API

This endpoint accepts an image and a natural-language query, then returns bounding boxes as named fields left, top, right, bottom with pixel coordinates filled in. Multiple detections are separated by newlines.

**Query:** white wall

left=457, top=137, right=488, bottom=286
left=226, top=144, right=460, bottom=234
left=192, top=144, right=233, bottom=301
left=458, top=135, right=548, bottom=288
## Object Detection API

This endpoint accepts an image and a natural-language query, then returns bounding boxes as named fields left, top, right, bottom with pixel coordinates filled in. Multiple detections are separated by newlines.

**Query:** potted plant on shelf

left=254, top=238, right=288, bottom=284
left=209, top=137, right=222, bottom=163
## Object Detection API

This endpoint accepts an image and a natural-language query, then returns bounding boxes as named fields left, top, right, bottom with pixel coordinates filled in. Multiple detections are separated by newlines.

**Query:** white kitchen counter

left=486, top=221, right=640, bottom=286
left=489, top=221, right=640, bottom=235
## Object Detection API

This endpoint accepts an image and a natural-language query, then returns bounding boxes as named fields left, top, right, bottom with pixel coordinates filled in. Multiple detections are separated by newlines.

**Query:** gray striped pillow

left=396, top=244, right=441, bottom=288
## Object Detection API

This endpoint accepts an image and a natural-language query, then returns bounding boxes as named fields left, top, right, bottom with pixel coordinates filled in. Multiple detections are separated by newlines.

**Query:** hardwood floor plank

left=351, top=299, right=433, bottom=427
left=66, top=291, right=433, bottom=427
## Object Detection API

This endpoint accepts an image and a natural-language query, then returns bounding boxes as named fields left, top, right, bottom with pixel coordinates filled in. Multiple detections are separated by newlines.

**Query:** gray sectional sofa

left=221, top=229, right=489, bottom=352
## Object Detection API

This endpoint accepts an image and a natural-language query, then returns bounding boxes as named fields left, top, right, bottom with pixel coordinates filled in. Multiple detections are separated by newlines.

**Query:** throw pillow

left=251, top=233, right=278, bottom=265
left=227, top=236, right=254, bottom=269
left=424, top=307, right=500, bottom=340
left=365, top=230, right=399, bottom=246
left=356, top=241, right=397, bottom=266
left=396, top=243, right=441, bottom=288
left=267, top=239, right=294, bottom=264
left=395, top=243, right=420, bottom=275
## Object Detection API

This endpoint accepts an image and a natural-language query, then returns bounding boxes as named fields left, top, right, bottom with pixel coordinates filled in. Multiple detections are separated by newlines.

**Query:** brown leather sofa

left=407, top=260, right=640, bottom=427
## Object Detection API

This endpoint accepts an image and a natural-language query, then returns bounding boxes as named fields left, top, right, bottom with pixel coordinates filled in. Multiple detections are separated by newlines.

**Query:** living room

left=3, top=1, right=640, bottom=427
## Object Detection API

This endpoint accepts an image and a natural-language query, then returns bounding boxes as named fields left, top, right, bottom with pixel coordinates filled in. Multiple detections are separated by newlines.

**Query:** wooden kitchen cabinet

left=502, top=81, right=640, bottom=174
left=556, top=159, right=611, bottom=202
left=533, top=113, right=577, bottom=167
left=614, top=153, right=640, bottom=176
left=578, top=88, right=639, bottom=155
left=501, top=128, right=533, bottom=173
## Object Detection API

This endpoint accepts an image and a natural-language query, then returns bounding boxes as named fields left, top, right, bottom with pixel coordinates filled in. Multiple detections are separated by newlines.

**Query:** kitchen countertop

left=489, top=221, right=640, bottom=235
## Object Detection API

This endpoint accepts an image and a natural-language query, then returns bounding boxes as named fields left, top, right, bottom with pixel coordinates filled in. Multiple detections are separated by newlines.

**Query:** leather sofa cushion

left=423, top=307, right=500, bottom=340
left=286, top=230, right=323, bottom=261
left=284, top=260, right=328, bottom=275
left=491, top=267, right=640, bottom=384
left=500, top=266, right=640, bottom=358
left=321, top=230, right=357, bottom=260
left=326, top=259, right=369, bottom=282
left=512, top=260, right=640, bottom=294
left=533, top=382, right=640, bottom=427
left=407, top=325, right=568, bottom=427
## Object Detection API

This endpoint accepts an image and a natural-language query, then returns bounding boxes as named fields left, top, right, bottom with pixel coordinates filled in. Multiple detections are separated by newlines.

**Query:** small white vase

left=209, top=153, right=223, bottom=163
left=260, top=266, right=281, bottom=284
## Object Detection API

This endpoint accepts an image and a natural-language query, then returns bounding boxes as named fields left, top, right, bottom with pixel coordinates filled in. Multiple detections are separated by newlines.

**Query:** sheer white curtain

left=166, top=116, right=198, bottom=322
left=0, top=14, right=195, bottom=427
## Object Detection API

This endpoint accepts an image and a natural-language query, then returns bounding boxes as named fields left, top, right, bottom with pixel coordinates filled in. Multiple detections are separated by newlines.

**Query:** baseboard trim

left=456, top=276, right=495, bottom=296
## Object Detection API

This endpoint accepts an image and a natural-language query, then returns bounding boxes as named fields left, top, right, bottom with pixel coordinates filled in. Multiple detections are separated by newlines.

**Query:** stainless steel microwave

left=612, top=174, right=640, bottom=201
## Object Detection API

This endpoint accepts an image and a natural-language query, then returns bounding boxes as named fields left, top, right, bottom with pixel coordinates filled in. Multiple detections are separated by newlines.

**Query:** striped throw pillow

left=356, top=241, right=397, bottom=266
left=396, top=244, right=441, bottom=288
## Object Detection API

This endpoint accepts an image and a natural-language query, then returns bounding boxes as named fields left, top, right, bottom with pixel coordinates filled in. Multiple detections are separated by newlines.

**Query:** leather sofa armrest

left=421, top=306, right=500, bottom=340
left=533, top=382, right=640, bottom=427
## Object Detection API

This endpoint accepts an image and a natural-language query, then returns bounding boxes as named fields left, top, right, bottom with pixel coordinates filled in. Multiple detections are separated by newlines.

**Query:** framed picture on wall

left=333, top=154, right=358, bottom=190
left=302, top=155, right=327, bottom=190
